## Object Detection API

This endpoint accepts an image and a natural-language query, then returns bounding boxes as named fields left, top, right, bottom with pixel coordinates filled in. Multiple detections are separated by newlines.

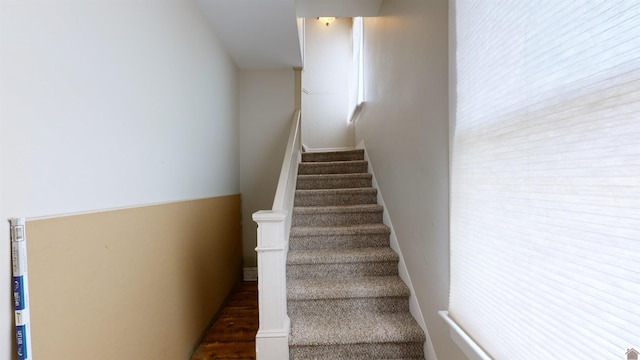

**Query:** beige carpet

left=287, top=149, right=426, bottom=360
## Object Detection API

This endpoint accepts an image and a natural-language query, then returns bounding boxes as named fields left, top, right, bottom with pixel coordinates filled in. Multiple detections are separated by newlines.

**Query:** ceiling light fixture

left=317, top=17, right=336, bottom=26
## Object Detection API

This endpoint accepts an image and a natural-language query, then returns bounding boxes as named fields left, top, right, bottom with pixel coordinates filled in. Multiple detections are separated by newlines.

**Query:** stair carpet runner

left=287, top=149, right=426, bottom=359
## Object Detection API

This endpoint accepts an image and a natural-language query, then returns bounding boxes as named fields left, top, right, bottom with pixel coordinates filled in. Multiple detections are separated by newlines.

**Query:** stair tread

left=298, top=173, right=372, bottom=179
left=290, top=344, right=424, bottom=360
left=288, top=275, right=410, bottom=300
left=302, top=149, right=364, bottom=163
left=303, top=149, right=358, bottom=153
left=291, top=223, right=390, bottom=237
left=293, top=204, right=383, bottom=214
left=295, top=187, right=376, bottom=195
left=288, top=247, right=398, bottom=265
left=298, top=161, right=369, bottom=175
left=296, top=173, right=373, bottom=190
left=300, top=160, right=368, bottom=166
left=289, top=312, right=425, bottom=346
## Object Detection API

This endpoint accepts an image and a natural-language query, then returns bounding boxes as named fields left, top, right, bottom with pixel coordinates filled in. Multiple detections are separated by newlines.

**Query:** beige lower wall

left=24, top=195, right=242, bottom=360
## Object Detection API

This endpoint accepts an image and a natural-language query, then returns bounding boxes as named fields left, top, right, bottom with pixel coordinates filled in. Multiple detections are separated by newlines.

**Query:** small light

left=317, top=17, right=336, bottom=26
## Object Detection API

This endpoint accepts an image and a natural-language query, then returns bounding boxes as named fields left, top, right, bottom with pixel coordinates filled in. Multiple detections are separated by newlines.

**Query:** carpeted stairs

left=287, top=149, right=426, bottom=360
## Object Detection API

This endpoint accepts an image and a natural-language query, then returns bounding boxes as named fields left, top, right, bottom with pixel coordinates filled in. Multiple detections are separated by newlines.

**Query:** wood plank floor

left=191, top=282, right=258, bottom=360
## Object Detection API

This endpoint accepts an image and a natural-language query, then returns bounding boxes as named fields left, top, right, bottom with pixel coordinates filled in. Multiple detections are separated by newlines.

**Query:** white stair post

left=253, top=210, right=290, bottom=360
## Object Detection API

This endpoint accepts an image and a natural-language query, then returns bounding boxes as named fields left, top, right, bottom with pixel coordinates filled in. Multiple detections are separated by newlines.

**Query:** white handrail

left=252, top=109, right=301, bottom=360
left=273, top=109, right=301, bottom=211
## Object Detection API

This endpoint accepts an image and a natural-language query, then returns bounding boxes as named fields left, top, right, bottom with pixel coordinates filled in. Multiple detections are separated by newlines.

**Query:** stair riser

left=288, top=297, right=409, bottom=316
left=294, top=193, right=377, bottom=206
left=296, top=177, right=372, bottom=190
left=290, top=343, right=424, bottom=360
left=298, top=162, right=368, bottom=175
left=302, top=151, right=364, bottom=162
left=289, top=234, right=390, bottom=250
left=287, top=261, right=398, bottom=280
left=292, top=211, right=382, bottom=227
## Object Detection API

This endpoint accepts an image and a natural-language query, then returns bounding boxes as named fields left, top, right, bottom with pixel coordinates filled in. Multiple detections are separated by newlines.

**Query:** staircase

left=287, top=149, right=426, bottom=359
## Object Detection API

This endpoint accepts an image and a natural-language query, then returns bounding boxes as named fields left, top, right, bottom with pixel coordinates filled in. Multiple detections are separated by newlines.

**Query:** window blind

left=449, top=1, right=640, bottom=359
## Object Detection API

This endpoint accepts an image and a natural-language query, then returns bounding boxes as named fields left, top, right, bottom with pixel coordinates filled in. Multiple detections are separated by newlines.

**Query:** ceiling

left=295, top=0, right=382, bottom=17
left=192, top=0, right=382, bottom=69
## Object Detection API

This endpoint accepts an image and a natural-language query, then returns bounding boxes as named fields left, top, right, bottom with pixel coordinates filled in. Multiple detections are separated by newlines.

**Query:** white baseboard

left=255, top=323, right=290, bottom=360
left=243, top=267, right=258, bottom=281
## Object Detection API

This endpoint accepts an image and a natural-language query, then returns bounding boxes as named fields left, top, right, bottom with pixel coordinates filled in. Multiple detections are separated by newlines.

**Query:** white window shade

left=449, top=1, right=640, bottom=359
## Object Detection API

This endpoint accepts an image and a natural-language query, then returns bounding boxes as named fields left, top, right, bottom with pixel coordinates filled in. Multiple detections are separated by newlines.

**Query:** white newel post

left=252, top=210, right=290, bottom=360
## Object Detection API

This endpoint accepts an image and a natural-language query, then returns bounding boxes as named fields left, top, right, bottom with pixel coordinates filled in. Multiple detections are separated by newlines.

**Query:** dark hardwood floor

left=191, top=281, right=258, bottom=360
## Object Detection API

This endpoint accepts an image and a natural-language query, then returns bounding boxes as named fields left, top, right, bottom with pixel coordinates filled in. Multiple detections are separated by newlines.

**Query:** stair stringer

left=356, top=140, right=438, bottom=360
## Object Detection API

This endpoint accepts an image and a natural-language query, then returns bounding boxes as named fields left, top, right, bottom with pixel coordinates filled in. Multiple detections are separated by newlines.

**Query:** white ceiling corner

left=295, top=0, right=383, bottom=17
left=192, top=0, right=382, bottom=69
left=193, top=0, right=303, bottom=69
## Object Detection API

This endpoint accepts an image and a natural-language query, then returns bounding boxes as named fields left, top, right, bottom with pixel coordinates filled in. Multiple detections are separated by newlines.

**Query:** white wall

left=355, top=0, right=466, bottom=358
left=238, top=70, right=295, bottom=268
left=302, top=17, right=354, bottom=150
left=0, top=1, right=239, bottom=358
